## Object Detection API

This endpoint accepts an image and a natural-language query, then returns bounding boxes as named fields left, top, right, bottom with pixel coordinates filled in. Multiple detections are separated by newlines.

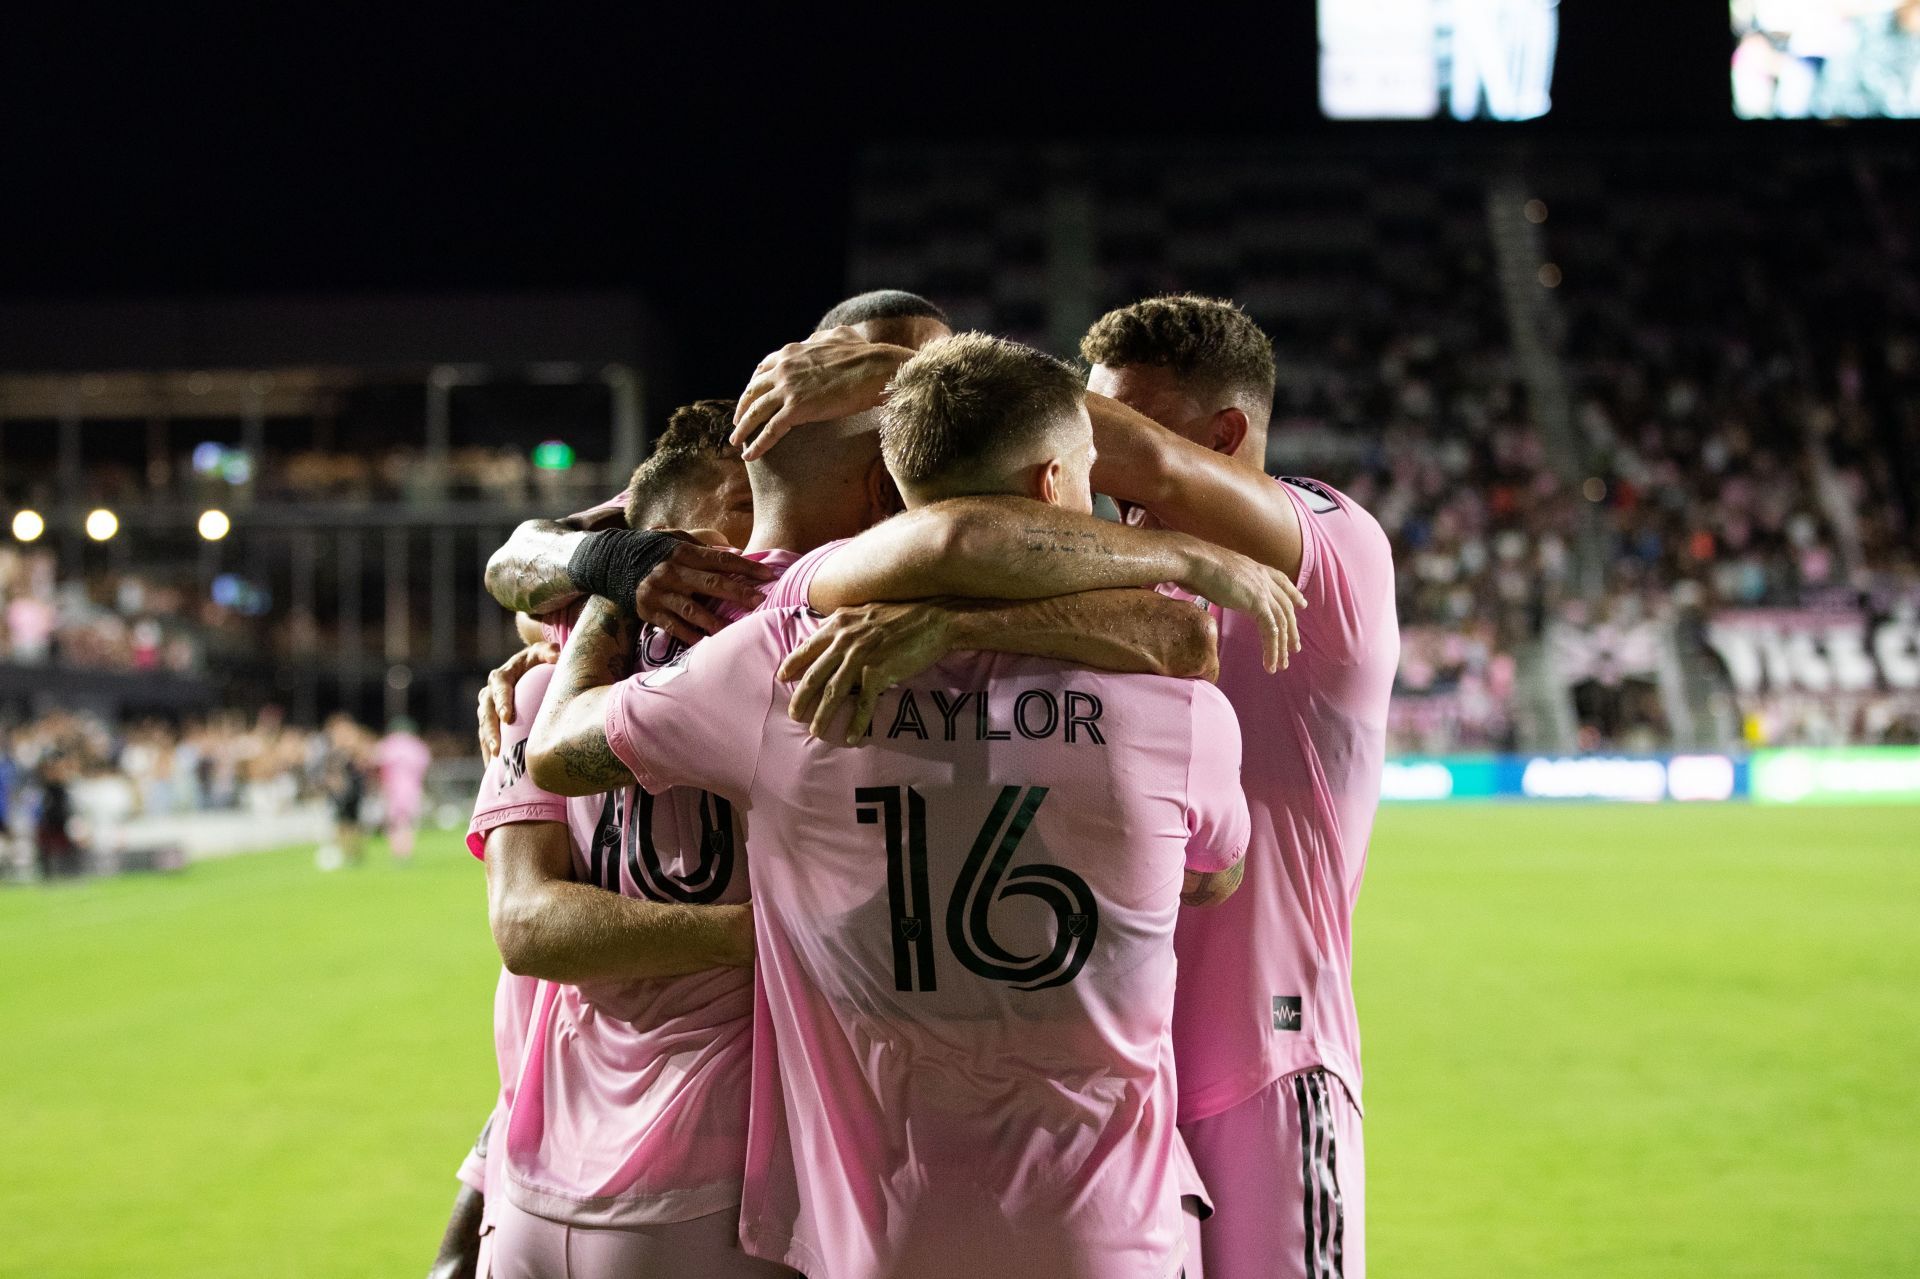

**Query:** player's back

left=733, top=610, right=1249, bottom=1279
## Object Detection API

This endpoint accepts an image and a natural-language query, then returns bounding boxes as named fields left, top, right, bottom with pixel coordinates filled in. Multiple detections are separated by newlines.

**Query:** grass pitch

left=2, top=805, right=1916, bottom=1277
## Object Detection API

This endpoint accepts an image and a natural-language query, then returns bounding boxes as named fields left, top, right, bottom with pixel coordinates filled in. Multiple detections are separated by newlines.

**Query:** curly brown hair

left=623, top=399, right=741, bottom=528
left=1079, top=294, right=1276, bottom=405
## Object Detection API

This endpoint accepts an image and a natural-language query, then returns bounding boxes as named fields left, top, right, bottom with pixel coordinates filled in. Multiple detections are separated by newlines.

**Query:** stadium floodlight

left=10, top=509, right=45, bottom=542
left=85, top=508, right=119, bottom=541
left=198, top=509, right=231, bottom=541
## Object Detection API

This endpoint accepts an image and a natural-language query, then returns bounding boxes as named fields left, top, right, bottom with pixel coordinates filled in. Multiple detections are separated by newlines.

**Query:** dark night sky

left=0, top=3, right=1749, bottom=399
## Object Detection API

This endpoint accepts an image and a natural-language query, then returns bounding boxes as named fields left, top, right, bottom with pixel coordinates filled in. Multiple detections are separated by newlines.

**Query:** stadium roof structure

left=0, top=292, right=661, bottom=377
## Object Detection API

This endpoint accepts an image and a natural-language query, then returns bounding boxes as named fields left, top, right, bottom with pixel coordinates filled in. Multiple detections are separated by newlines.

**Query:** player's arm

left=1179, top=685, right=1251, bottom=908
left=802, top=496, right=1303, bottom=672
left=427, top=1180, right=485, bottom=1279
left=780, top=590, right=1219, bottom=744
left=1086, top=392, right=1304, bottom=579
left=485, top=820, right=753, bottom=980
left=485, top=523, right=775, bottom=644
left=482, top=496, right=625, bottom=616
left=1182, top=858, right=1245, bottom=909
left=527, top=598, right=638, bottom=796
left=476, top=639, right=560, bottom=763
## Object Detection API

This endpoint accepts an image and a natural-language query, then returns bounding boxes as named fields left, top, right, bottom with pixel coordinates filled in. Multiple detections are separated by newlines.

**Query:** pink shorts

left=487, top=1196, right=799, bottom=1279
left=1180, top=1070, right=1365, bottom=1279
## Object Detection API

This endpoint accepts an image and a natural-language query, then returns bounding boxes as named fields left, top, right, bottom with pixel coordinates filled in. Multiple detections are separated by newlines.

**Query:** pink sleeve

left=1277, top=477, right=1393, bottom=667
left=757, top=539, right=851, bottom=613
left=1183, top=683, right=1250, bottom=874
left=466, top=663, right=569, bottom=860
left=602, top=610, right=787, bottom=802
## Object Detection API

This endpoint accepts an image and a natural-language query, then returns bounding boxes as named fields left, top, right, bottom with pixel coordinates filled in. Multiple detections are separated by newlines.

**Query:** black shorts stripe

left=1295, top=1074, right=1320, bottom=1278
left=1295, top=1071, right=1347, bottom=1279
left=1316, top=1074, right=1347, bottom=1278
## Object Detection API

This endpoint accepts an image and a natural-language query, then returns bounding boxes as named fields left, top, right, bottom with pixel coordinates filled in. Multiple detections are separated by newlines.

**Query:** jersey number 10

left=856, top=785, right=1100, bottom=993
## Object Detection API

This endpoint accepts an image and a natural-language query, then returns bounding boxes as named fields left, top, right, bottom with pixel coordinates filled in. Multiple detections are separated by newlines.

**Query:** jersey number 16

left=856, top=785, right=1100, bottom=994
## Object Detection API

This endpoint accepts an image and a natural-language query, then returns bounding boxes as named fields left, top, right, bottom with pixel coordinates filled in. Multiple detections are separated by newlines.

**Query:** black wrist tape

left=566, top=529, right=680, bottom=614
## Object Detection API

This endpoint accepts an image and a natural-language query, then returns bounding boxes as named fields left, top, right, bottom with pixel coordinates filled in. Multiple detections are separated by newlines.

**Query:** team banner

left=1381, top=748, right=1920, bottom=803
left=1707, top=608, right=1920, bottom=695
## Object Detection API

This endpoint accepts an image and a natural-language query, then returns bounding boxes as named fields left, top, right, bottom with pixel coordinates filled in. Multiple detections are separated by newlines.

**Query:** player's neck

left=746, top=497, right=871, bottom=557
left=1233, top=425, right=1269, bottom=472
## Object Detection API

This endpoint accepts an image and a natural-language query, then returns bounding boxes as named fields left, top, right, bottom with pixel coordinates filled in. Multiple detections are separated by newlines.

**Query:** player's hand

left=776, top=600, right=955, bottom=745
left=477, top=640, right=560, bottom=761
left=633, top=534, right=776, bottom=646
left=731, top=327, right=912, bottom=461
left=1177, top=540, right=1307, bottom=674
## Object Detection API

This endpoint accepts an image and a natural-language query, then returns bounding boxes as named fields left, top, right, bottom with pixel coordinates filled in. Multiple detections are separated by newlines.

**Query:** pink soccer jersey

left=502, top=548, right=798, bottom=1228
left=1169, top=476, right=1399, bottom=1122
left=464, top=665, right=568, bottom=1222
left=603, top=606, right=1251, bottom=1279
left=372, top=731, right=431, bottom=810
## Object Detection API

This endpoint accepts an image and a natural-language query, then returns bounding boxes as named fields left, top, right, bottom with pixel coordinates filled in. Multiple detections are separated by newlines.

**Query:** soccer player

left=528, top=333, right=1254, bottom=1279
left=476, top=292, right=1288, bottom=1278
left=734, top=294, right=1398, bottom=1279
left=455, top=399, right=776, bottom=1279
left=318, top=712, right=370, bottom=870
left=370, top=716, right=431, bottom=861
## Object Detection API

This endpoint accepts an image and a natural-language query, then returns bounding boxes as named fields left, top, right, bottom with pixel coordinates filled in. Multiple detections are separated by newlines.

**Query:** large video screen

left=1319, top=0, right=1560, bottom=121
left=1733, top=2, right=1920, bottom=118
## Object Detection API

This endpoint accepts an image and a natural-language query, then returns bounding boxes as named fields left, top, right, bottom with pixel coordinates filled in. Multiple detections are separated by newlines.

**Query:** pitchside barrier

left=1380, top=747, right=1920, bottom=804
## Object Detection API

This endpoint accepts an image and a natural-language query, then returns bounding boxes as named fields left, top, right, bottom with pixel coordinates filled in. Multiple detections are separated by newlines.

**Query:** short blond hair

left=879, top=333, right=1085, bottom=492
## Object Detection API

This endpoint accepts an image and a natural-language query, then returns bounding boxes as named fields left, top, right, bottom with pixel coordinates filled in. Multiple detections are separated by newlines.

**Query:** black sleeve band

left=566, top=529, right=680, bottom=614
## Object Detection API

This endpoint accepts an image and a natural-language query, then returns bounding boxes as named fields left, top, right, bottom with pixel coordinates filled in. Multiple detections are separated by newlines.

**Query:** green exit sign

left=532, top=440, right=575, bottom=471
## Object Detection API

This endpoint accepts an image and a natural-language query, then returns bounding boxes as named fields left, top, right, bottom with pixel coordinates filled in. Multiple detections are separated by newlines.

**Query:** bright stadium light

left=10, top=509, right=45, bottom=542
left=85, top=508, right=119, bottom=541
left=198, top=509, right=231, bottom=541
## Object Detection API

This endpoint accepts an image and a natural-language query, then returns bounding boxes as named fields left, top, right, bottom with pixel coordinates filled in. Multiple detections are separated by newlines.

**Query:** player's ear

left=866, top=457, right=904, bottom=520
left=1035, top=458, right=1065, bottom=507
left=1209, top=408, right=1248, bottom=458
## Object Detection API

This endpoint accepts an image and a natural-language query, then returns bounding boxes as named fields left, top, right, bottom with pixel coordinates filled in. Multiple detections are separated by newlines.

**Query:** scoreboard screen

left=1319, top=0, right=1560, bottom=121
left=1732, top=2, right=1920, bottom=119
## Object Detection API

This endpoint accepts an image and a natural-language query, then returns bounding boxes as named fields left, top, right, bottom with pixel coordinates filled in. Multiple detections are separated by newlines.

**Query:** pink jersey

left=372, top=732, right=431, bottom=804
left=504, top=548, right=798, bottom=1228
left=464, top=664, right=570, bottom=1221
left=604, top=606, right=1251, bottom=1279
left=1169, top=476, right=1398, bottom=1122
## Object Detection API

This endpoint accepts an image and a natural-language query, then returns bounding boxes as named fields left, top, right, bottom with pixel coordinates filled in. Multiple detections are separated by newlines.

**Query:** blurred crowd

left=0, top=546, right=232, bottom=673
left=0, top=708, right=451, bottom=878
left=1273, top=159, right=1920, bottom=754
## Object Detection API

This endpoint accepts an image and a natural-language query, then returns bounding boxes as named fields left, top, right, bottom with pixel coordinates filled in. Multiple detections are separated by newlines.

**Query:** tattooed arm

left=485, top=519, right=594, bottom=616
left=1181, top=857, right=1246, bottom=908
left=802, top=496, right=1305, bottom=673
left=527, top=596, right=639, bottom=796
left=483, top=494, right=632, bottom=616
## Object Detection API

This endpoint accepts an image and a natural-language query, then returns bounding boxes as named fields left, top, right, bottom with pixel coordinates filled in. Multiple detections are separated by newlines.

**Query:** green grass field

left=3, top=805, right=1917, bottom=1278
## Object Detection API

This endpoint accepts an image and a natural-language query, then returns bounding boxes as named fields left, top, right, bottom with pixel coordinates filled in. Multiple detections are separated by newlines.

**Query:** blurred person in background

left=318, top=713, right=370, bottom=870
left=0, top=727, right=16, bottom=868
left=371, top=717, right=432, bottom=862
left=35, top=751, right=81, bottom=879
